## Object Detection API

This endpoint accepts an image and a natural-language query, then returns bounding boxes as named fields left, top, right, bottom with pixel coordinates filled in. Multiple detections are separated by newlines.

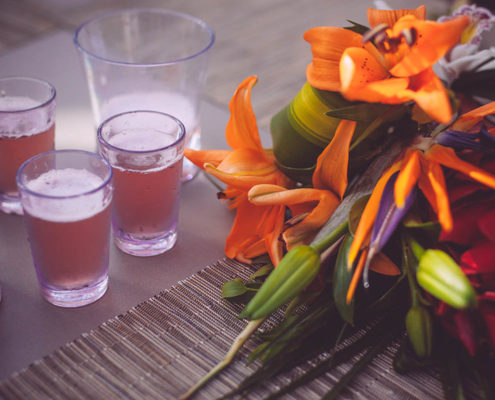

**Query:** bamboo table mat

left=0, top=259, right=445, bottom=400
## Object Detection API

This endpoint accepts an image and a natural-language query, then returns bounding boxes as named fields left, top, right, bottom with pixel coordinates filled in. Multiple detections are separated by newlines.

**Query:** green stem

left=178, top=319, right=264, bottom=400
left=402, top=235, right=420, bottom=308
left=311, top=221, right=348, bottom=254
left=406, top=235, right=425, bottom=261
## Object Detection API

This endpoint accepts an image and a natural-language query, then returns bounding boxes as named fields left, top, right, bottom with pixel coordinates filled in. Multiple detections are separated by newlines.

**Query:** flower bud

left=406, top=305, right=433, bottom=358
left=417, top=249, right=477, bottom=309
left=239, top=245, right=321, bottom=320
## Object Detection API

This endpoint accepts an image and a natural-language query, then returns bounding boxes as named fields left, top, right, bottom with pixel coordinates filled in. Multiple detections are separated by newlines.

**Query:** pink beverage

left=24, top=204, right=111, bottom=290
left=0, top=78, right=56, bottom=215
left=0, top=124, right=55, bottom=194
left=111, top=158, right=182, bottom=238
left=98, top=110, right=185, bottom=257
left=100, top=91, right=199, bottom=181
left=18, top=152, right=113, bottom=308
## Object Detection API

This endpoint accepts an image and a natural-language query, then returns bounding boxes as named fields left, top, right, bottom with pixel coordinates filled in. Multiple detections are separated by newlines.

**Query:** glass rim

left=97, top=110, right=186, bottom=154
left=0, top=76, right=56, bottom=114
left=73, top=8, right=215, bottom=67
left=16, top=149, right=113, bottom=200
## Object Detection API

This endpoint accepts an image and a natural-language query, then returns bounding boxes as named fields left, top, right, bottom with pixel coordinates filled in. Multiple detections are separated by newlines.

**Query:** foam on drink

left=108, top=128, right=176, bottom=151
left=0, top=96, right=52, bottom=138
left=22, top=168, right=108, bottom=222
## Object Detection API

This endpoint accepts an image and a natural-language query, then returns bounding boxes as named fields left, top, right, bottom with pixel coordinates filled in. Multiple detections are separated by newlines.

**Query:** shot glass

left=17, top=150, right=113, bottom=307
left=0, top=77, right=56, bottom=215
left=74, top=9, right=214, bottom=181
left=97, top=110, right=185, bottom=257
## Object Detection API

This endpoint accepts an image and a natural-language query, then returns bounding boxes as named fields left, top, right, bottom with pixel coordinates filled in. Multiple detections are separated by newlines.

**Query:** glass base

left=40, top=275, right=108, bottom=308
left=0, top=193, right=23, bottom=215
left=181, top=159, right=199, bottom=182
left=114, top=229, right=177, bottom=257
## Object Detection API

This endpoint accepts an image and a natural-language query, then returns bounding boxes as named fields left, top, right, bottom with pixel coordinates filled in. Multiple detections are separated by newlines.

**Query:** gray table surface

left=0, top=31, right=262, bottom=381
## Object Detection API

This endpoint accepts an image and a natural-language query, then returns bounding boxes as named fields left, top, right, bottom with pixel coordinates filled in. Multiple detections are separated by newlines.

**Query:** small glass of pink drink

left=0, top=77, right=56, bottom=215
left=16, top=150, right=113, bottom=307
left=97, top=110, right=185, bottom=257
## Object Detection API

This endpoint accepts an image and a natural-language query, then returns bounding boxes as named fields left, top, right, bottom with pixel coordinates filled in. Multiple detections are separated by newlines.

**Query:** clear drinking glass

left=74, top=9, right=214, bottom=182
left=0, top=77, right=56, bottom=215
left=98, top=110, right=185, bottom=257
left=17, top=150, right=113, bottom=307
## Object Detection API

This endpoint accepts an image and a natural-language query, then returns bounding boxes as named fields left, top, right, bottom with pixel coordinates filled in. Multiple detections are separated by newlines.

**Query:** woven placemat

left=0, top=259, right=445, bottom=400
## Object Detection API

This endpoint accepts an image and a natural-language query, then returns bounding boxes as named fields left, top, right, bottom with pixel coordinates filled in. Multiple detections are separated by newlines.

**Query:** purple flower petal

left=436, top=126, right=495, bottom=155
left=362, top=171, right=415, bottom=287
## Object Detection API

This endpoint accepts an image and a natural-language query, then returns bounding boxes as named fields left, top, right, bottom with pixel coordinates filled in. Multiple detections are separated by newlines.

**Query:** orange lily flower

left=185, top=76, right=292, bottom=264
left=348, top=101, right=495, bottom=268
left=304, top=5, right=470, bottom=123
left=247, top=119, right=357, bottom=261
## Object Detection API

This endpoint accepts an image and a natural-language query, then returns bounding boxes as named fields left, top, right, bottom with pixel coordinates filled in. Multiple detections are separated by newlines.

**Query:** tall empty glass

left=17, top=150, right=113, bottom=307
left=74, top=9, right=214, bottom=181
left=0, top=77, right=56, bottom=215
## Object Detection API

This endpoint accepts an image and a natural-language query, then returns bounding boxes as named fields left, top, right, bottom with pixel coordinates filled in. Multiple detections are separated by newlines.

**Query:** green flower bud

left=239, top=245, right=321, bottom=320
left=417, top=249, right=477, bottom=309
left=406, top=305, right=433, bottom=358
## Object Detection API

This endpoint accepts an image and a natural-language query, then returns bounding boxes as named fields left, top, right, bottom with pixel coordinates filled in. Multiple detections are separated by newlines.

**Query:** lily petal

left=407, top=68, right=452, bottom=124
left=304, top=27, right=374, bottom=91
left=348, top=160, right=401, bottom=267
left=225, top=76, right=264, bottom=153
left=394, top=149, right=421, bottom=208
left=340, top=47, right=391, bottom=96
left=184, top=148, right=231, bottom=169
left=367, top=5, right=426, bottom=28
left=225, top=195, right=283, bottom=262
left=248, top=184, right=340, bottom=249
left=426, top=144, right=495, bottom=190
left=452, top=101, right=495, bottom=131
left=390, top=15, right=470, bottom=77
left=312, top=119, right=356, bottom=199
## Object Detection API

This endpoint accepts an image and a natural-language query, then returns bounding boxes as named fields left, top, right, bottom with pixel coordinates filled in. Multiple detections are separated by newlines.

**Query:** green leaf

left=348, top=195, right=370, bottom=236
left=249, top=264, right=274, bottom=280
left=349, top=105, right=406, bottom=151
left=326, top=103, right=390, bottom=121
left=222, top=279, right=248, bottom=298
left=270, top=104, right=327, bottom=171
left=333, top=234, right=354, bottom=324
left=274, top=159, right=315, bottom=185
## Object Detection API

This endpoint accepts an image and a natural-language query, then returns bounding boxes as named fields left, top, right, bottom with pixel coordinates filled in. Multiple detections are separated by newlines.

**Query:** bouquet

left=182, top=3, right=495, bottom=399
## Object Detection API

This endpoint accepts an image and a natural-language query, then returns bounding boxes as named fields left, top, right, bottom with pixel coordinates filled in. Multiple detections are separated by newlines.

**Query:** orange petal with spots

left=304, top=27, right=370, bottom=91
left=225, top=76, right=264, bottom=153
left=348, top=160, right=401, bottom=267
left=452, top=101, right=495, bottom=131
left=426, top=144, right=495, bottom=190
left=367, top=5, right=426, bottom=27
left=394, top=149, right=421, bottom=208
left=339, top=47, right=390, bottom=95
left=390, top=15, right=470, bottom=77
left=313, top=119, right=356, bottom=199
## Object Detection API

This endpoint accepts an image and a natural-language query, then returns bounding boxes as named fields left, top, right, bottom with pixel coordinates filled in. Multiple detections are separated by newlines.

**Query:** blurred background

left=0, top=0, right=492, bottom=130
